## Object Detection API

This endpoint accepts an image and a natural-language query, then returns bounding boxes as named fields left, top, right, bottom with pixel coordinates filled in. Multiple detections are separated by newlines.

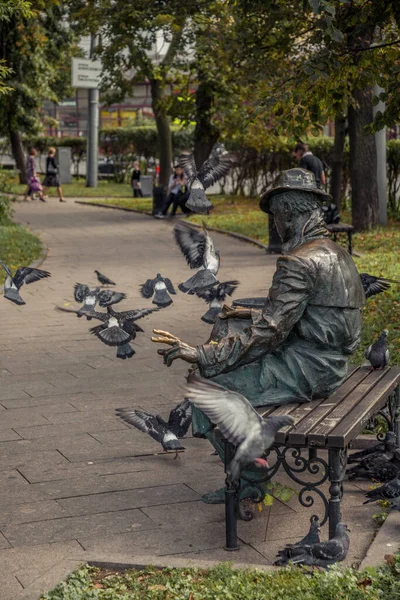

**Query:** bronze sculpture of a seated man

left=153, top=168, right=365, bottom=501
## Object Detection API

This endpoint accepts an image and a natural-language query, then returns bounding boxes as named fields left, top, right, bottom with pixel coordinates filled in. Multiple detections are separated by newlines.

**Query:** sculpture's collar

left=282, top=210, right=328, bottom=253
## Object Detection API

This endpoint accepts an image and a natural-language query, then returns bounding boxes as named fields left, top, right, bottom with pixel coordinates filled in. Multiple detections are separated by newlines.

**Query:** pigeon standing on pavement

left=0, top=260, right=51, bottom=305
left=275, top=523, right=350, bottom=567
left=174, top=222, right=220, bottom=294
left=360, top=273, right=400, bottom=299
left=363, top=472, right=400, bottom=506
left=346, top=449, right=400, bottom=482
left=95, top=270, right=116, bottom=286
left=140, top=273, right=176, bottom=307
left=196, top=280, right=239, bottom=324
left=365, top=330, right=390, bottom=370
left=89, top=305, right=158, bottom=359
left=179, top=151, right=237, bottom=214
left=275, top=515, right=321, bottom=565
left=116, top=399, right=192, bottom=455
left=348, top=431, right=397, bottom=464
left=186, top=373, right=294, bottom=483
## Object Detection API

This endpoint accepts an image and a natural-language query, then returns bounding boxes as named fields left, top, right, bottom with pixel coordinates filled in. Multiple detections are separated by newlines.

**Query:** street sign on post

left=71, top=58, right=102, bottom=89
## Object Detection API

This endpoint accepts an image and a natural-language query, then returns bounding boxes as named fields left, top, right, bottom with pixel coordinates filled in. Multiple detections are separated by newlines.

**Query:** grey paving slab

left=0, top=500, right=68, bottom=527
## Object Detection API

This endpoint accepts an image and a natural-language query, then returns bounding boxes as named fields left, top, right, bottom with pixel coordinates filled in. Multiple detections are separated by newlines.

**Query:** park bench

left=326, top=223, right=355, bottom=255
left=223, top=365, right=400, bottom=551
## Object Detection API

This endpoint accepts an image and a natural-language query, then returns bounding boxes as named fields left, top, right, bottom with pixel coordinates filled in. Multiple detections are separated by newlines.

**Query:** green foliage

left=42, top=555, right=400, bottom=600
left=262, top=480, right=297, bottom=507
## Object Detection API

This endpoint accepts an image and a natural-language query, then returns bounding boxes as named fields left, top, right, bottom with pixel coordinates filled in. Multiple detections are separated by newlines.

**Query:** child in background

left=24, top=148, right=45, bottom=202
left=42, top=147, right=66, bottom=202
left=131, top=161, right=143, bottom=198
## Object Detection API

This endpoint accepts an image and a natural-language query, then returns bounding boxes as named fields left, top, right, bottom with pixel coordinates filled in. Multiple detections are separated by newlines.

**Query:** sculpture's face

left=269, top=194, right=292, bottom=243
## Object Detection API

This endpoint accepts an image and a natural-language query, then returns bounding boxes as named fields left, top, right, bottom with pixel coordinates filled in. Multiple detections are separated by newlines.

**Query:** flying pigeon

left=116, top=398, right=192, bottom=455
left=98, top=289, right=126, bottom=307
left=196, top=280, right=239, bottom=324
left=365, top=330, right=389, bottom=370
left=346, top=449, right=400, bottom=482
left=140, top=273, right=176, bottom=307
left=70, top=284, right=126, bottom=319
left=363, top=473, right=400, bottom=505
left=89, top=305, right=158, bottom=359
left=179, top=151, right=237, bottom=214
left=360, top=273, right=400, bottom=299
left=186, top=373, right=294, bottom=483
left=275, top=515, right=321, bottom=565
left=95, top=270, right=116, bottom=286
left=174, top=222, right=220, bottom=294
left=0, top=260, right=51, bottom=305
left=348, top=431, right=397, bottom=464
left=275, top=523, right=350, bottom=567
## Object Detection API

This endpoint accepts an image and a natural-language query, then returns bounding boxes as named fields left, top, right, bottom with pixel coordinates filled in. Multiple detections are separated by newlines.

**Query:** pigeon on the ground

left=116, top=398, right=192, bottom=454
left=275, top=515, right=321, bottom=565
left=348, top=431, right=397, bottom=464
left=89, top=305, right=158, bottom=359
left=174, top=222, right=220, bottom=294
left=140, top=273, right=176, bottom=307
left=95, top=270, right=116, bottom=286
left=346, top=449, right=400, bottom=482
left=0, top=260, right=51, bottom=305
left=179, top=151, right=237, bottom=214
left=360, top=273, right=400, bottom=299
left=365, top=330, right=389, bottom=370
left=186, top=373, right=294, bottom=483
left=363, top=473, right=400, bottom=505
left=275, top=523, right=350, bottom=567
left=196, top=280, right=239, bottom=323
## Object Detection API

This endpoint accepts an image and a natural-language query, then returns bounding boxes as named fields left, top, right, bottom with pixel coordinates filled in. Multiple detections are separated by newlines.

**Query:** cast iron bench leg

left=328, top=449, right=343, bottom=539
left=395, top=385, right=400, bottom=448
left=224, top=440, right=239, bottom=551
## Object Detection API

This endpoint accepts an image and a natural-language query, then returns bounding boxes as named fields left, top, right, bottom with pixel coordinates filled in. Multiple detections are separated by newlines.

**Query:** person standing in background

left=24, top=148, right=45, bottom=202
left=162, top=165, right=189, bottom=217
left=294, top=143, right=326, bottom=189
left=42, top=147, right=66, bottom=202
left=131, top=161, right=143, bottom=198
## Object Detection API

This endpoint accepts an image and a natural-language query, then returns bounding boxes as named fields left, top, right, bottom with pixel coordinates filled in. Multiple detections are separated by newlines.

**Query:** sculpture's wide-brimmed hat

left=259, top=168, right=331, bottom=214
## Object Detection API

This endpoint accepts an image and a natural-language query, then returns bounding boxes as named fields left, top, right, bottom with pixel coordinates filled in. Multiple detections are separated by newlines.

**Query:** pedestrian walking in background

left=131, top=160, right=143, bottom=198
left=162, top=165, right=190, bottom=217
left=294, top=142, right=326, bottom=189
left=42, top=147, right=66, bottom=202
left=24, top=148, right=45, bottom=202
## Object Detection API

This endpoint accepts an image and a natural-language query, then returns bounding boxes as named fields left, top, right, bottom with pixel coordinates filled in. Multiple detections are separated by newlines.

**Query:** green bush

left=0, top=168, right=15, bottom=224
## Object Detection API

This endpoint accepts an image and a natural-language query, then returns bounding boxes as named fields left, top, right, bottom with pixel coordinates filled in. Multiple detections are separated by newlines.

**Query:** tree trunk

left=348, top=86, right=379, bottom=230
left=330, top=114, right=346, bottom=207
left=150, top=78, right=172, bottom=190
left=8, top=119, right=27, bottom=184
left=193, top=80, right=219, bottom=169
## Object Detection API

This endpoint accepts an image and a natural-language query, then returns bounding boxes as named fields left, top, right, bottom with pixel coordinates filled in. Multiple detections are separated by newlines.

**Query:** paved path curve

left=0, top=200, right=376, bottom=598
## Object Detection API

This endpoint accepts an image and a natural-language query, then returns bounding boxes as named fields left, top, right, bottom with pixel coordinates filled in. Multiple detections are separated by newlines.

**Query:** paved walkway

left=0, top=199, right=378, bottom=598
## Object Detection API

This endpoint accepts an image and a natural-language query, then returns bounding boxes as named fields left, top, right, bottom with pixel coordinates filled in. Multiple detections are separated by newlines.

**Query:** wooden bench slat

left=307, top=368, right=389, bottom=447
left=287, top=367, right=368, bottom=445
left=327, top=367, right=400, bottom=447
left=275, top=399, right=324, bottom=444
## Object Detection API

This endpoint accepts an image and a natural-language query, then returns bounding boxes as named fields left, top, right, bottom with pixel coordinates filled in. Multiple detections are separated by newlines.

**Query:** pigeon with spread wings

left=186, top=373, right=294, bottom=483
left=197, top=280, right=239, bottom=323
left=0, top=260, right=51, bottom=305
left=360, top=273, right=400, bottom=299
left=179, top=151, right=236, bottom=214
left=140, top=273, right=176, bottom=307
left=174, top=221, right=220, bottom=294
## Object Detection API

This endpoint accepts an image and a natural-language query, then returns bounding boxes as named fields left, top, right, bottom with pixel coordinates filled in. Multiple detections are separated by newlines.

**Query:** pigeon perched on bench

left=196, top=280, right=239, bottom=324
left=346, top=449, right=400, bottom=482
left=363, top=472, right=400, bottom=505
left=89, top=305, right=158, bottom=359
left=186, top=373, right=294, bottom=483
left=116, top=398, right=192, bottom=455
left=140, top=273, right=176, bottom=307
left=360, top=273, right=400, bottom=299
left=275, top=515, right=321, bottom=565
left=275, top=523, right=350, bottom=567
left=348, top=431, right=397, bottom=464
left=95, top=269, right=116, bottom=286
left=174, top=222, right=220, bottom=294
left=0, top=260, right=51, bottom=305
left=179, top=151, right=237, bottom=214
left=365, top=330, right=389, bottom=370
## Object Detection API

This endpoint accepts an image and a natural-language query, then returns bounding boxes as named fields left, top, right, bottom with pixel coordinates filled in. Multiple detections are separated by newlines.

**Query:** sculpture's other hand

left=152, top=329, right=198, bottom=367
left=219, top=304, right=252, bottom=320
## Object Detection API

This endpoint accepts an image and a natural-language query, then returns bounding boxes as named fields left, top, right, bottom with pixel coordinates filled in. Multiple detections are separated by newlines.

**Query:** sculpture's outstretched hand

left=152, top=329, right=198, bottom=367
left=218, top=304, right=252, bottom=320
